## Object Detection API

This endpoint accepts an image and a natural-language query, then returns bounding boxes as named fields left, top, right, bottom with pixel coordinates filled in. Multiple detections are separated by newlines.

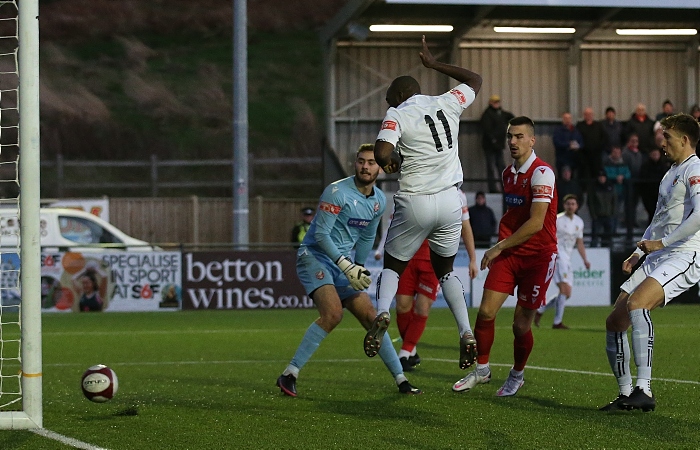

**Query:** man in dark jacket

left=638, top=147, right=669, bottom=225
left=480, top=94, right=514, bottom=193
left=624, top=103, right=656, bottom=154
left=468, top=191, right=497, bottom=248
left=588, top=171, right=617, bottom=248
left=577, top=107, right=608, bottom=179
left=553, top=112, right=583, bottom=176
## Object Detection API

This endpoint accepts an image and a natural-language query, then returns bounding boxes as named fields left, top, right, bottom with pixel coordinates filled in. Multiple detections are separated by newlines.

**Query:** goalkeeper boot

left=459, top=331, right=478, bottom=369
left=620, top=387, right=656, bottom=412
left=364, top=312, right=390, bottom=357
left=276, top=374, right=297, bottom=397
left=599, top=394, right=630, bottom=412
left=398, top=380, right=422, bottom=395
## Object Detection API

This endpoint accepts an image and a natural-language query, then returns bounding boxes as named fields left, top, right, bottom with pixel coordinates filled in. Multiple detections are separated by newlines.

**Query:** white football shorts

left=384, top=186, right=462, bottom=261
left=553, top=253, right=573, bottom=287
left=621, top=250, right=700, bottom=305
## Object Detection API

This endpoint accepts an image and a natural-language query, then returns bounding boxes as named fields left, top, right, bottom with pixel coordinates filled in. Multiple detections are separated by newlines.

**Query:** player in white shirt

left=374, top=189, right=479, bottom=371
left=534, top=194, right=590, bottom=329
left=600, top=114, right=700, bottom=412
left=367, top=36, right=483, bottom=373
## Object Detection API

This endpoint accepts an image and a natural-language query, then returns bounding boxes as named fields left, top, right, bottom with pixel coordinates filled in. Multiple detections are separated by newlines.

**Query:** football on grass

left=81, top=364, right=118, bottom=403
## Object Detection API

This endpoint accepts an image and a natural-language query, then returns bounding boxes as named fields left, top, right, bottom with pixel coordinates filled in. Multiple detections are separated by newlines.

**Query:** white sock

left=376, top=269, right=399, bottom=314
left=476, top=363, right=491, bottom=376
left=538, top=297, right=556, bottom=315
left=510, top=368, right=524, bottom=379
left=439, top=271, right=472, bottom=336
left=398, top=349, right=411, bottom=359
left=605, top=330, right=633, bottom=396
left=283, top=365, right=299, bottom=378
left=395, top=374, right=408, bottom=385
left=553, top=293, right=567, bottom=325
left=629, top=309, right=654, bottom=396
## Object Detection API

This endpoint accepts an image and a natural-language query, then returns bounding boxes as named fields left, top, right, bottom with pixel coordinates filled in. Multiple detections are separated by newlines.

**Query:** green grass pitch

left=2, top=305, right=700, bottom=449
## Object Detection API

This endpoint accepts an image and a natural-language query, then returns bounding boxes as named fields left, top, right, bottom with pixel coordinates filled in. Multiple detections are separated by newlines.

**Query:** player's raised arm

left=419, top=35, right=482, bottom=95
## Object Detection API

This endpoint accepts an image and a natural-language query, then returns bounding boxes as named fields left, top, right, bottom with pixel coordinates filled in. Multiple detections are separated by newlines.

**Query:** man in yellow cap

left=480, top=94, right=514, bottom=193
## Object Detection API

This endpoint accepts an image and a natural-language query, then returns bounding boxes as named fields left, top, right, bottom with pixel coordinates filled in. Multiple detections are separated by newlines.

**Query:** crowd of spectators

left=474, top=98, right=700, bottom=247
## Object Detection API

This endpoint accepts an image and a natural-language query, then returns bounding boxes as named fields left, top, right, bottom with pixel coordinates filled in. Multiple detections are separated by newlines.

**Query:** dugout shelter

left=319, top=0, right=700, bottom=189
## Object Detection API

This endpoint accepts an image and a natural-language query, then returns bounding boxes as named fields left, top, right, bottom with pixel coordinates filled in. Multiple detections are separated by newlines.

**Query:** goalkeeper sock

left=289, top=322, right=328, bottom=373
left=377, top=331, right=403, bottom=378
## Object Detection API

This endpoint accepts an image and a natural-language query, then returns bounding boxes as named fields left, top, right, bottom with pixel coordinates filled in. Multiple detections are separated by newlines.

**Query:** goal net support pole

left=0, top=0, right=41, bottom=430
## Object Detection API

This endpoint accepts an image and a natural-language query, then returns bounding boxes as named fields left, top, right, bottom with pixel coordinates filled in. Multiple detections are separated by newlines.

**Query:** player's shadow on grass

left=412, top=341, right=456, bottom=352
left=314, top=396, right=442, bottom=426
left=486, top=393, right=700, bottom=446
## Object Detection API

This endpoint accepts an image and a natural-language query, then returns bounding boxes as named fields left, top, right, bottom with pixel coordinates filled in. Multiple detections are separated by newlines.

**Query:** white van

left=0, top=207, right=152, bottom=252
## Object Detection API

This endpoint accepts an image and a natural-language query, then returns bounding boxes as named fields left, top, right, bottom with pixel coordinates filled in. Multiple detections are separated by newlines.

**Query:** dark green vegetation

left=36, top=0, right=345, bottom=198
left=2, top=306, right=700, bottom=448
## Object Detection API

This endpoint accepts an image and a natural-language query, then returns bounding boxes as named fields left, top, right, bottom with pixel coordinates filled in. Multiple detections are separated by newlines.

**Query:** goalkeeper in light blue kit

left=276, top=144, right=422, bottom=397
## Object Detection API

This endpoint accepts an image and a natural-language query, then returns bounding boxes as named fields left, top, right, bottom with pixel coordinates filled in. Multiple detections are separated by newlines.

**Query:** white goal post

left=0, top=0, right=41, bottom=429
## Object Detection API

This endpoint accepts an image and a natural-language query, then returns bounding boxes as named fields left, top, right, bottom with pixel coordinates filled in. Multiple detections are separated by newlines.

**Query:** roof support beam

left=571, top=7, right=622, bottom=41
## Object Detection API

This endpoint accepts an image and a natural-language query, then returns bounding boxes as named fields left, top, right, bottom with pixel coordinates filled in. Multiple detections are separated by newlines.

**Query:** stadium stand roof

left=322, top=0, right=700, bottom=44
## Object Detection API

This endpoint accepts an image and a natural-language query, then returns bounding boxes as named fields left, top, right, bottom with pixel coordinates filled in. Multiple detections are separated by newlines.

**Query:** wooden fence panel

left=108, top=197, right=318, bottom=246
left=110, top=198, right=194, bottom=244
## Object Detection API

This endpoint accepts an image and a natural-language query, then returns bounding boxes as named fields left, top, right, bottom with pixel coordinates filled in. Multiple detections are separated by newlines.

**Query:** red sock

left=396, top=310, right=413, bottom=340
left=513, top=329, right=534, bottom=371
left=474, top=317, right=495, bottom=365
left=401, top=314, right=428, bottom=353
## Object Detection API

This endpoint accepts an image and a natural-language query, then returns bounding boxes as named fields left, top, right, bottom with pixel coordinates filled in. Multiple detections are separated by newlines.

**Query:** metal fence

left=40, top=155, right=323, bottom=198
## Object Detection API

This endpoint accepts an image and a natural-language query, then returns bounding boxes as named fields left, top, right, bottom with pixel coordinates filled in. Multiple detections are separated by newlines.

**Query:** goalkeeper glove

left=335, top=256, right=371, bottom=290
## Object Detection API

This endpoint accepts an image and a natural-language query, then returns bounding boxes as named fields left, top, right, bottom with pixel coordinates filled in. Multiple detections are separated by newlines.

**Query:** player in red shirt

left=452, top=116, right=558, bottom=397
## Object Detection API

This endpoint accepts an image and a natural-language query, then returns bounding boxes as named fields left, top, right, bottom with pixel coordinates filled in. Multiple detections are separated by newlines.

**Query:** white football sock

left=439, top=271, right=472, bottom=336
left=629, top=308, right=654, bottom=396
left=376, top=269, right=399, bottom=315
left=476, top=363, right=491, bottom=376
left=605, top=330, right=633, bottom=396
left=553, top=293, right=567, bottom=325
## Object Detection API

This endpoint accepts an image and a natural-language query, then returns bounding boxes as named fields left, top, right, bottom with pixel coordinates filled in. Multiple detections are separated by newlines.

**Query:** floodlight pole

left=232, top=0, right=249, bottom=248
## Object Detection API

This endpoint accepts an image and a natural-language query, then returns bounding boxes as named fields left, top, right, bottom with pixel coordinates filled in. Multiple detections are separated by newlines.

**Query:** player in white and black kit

left=600, top=113, right=700, bottom=412
left=367, top=36, right=483, bottom=372
left=534, top=194, right=590, bottom=329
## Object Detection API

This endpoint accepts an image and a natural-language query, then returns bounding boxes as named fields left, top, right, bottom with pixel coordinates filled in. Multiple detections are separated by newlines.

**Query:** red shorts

left=484, top=252, right=557, bottom=309
left=397, top=258, right=439, bottom=301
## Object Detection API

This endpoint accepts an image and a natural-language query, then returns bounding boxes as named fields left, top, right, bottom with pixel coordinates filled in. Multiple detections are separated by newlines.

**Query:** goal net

left=0, top=0, right=41, bottom=429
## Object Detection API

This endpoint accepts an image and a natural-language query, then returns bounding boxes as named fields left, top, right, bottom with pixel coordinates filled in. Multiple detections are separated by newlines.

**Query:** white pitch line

left=427, top=359, right=700, bottom=385
left=44, top=358, right=700, bottom=386
left=41, top=323, right=696, bottom=337
left=31, top=428, right=109, bottom=450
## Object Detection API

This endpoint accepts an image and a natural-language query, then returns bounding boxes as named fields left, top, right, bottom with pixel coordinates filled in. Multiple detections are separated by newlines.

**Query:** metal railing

left=40, top=155, right=323, bottom=197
